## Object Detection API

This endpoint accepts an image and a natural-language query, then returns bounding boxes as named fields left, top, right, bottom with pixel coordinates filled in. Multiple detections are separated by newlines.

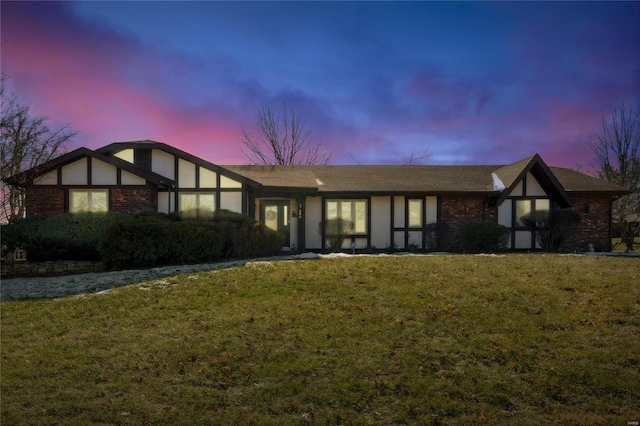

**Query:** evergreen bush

left=459, top=221, right=510, bottom=253
left=1, top=212, right=124, bottom=261
left=98, top=210, right=284, bottom=269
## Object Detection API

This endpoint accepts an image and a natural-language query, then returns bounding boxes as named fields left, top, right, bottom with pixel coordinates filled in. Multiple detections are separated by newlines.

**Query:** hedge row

left=2, top=210, right=285, bottom=268
left=1, top=212, right=125, bottom=261
left=98, top=210, right=285, bottom=268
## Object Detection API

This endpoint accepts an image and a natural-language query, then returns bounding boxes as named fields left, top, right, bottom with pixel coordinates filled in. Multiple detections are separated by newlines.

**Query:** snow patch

left=491, top=173, right=506, bottom=191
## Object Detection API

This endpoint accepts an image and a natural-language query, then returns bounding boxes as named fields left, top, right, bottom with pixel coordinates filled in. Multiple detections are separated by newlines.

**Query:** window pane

left=536, top=199, right=550, bottom=212
left=341, top=202, right=351, bottom=225
left=90, top=192, right=108, bottom=212
left=199, top=194, right=215, bottom=217
left=408, top=199, right=422, bottom=227
left=325, top=199, right=367, bottom=235
left=70, top=191, right=89, bottom=212
left=515, top=200, right=532, bottom=226
left=355, top=201, right=366, bottom=233
left=327, top=201, right=338, bottom=219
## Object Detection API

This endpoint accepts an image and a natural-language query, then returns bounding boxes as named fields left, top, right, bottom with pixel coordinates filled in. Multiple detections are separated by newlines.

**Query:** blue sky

left=2, top=1, right=639, bottom=168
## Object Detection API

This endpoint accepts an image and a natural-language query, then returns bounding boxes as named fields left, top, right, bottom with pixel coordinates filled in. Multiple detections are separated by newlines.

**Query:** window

left=326, top=200, right=367, bottom=234
left=180, top=193, right=215, bottom=218
left=408, top=199, right=423, bottom=227
left=70, top=190, right=108, bottom=213
left=515, top=199, right=550, bottom=227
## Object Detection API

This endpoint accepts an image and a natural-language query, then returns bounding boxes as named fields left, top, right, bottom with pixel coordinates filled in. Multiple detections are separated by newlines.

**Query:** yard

left=1, top=254, right=639, bottom=425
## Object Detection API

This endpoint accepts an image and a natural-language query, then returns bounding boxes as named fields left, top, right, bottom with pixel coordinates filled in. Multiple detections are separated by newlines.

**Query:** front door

left=261, top=201, right=291, bottom=247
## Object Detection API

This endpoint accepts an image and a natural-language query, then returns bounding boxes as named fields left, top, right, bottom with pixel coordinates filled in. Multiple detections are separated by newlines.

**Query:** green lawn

left=2, top=255, right=639, bottom=425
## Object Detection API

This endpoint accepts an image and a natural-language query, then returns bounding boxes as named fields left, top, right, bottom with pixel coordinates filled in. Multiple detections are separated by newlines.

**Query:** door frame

left=261, top=200, right=291, bottom=248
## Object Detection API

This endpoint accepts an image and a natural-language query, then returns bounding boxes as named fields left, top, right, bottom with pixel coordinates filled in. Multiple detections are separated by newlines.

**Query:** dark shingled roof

left=223, top=162, right=626, bottom=195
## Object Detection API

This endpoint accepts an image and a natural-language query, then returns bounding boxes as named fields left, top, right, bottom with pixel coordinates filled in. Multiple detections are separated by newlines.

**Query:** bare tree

left=241, top=102, right=330, bottom=165
left=404, top=148, right=432, bottom=165
left=1, top=77, right=77, bottom=221
left=589, top=104, right=640, bottom=251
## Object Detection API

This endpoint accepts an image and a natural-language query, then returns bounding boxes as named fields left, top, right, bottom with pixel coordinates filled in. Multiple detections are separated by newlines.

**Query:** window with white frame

left=179, top=193, right=215, bottom=218
left=69, top=190, right=108, bottom=213
left=326, top=199, right=367, bottom=234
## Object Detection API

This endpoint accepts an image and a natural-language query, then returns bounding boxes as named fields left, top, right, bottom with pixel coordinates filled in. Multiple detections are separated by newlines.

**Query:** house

left=5, top=140, right=628, bottom=252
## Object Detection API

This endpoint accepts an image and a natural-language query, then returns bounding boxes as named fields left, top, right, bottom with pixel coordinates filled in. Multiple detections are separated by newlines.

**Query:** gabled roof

left=4, top=147, right=173, bottom=187
left=494, top=154, right=573, bottom=208
left=96, top=140, right=258, bottom=187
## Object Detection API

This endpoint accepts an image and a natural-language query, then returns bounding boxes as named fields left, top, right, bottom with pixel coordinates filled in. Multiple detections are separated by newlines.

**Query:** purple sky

left=2, top=1, right=639, bottom=169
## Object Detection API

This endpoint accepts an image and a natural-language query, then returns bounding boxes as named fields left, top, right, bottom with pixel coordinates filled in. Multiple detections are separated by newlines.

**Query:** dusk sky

left=2, top=1, right=639, bottom=169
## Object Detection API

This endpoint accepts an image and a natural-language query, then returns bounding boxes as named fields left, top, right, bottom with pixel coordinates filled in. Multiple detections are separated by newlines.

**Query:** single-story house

left=5, top=140, right=628, bottom=252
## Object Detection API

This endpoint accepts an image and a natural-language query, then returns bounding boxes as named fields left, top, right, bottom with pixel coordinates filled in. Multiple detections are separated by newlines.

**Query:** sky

left=2, top=1, right=639, bottom=169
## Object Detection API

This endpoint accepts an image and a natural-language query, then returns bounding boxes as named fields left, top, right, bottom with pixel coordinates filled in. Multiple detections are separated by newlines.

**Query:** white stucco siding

left=152, top=149, right=175, bottom=179
left=426, top=196, right=438, bottom=224
left=526, top=172, right=547, bottom=196
left=34, top=170, right=58, bottom=185
left=394, top=231, right=405, bottom=249
left=200, top=167, right=217, bottom=188
left=91, top=159, right=117, bottom=185
left=511, top=181, right=523, bottom=197
left=408, top=231, right=422, bottom=248
left=394, top=196, right=405, bottom=228
left=304, top=196, right=322, bottom=249
left=61, top=158, right=88, bottom=185
left=178, top=159, right=196, bottom=188
left=157, top=192, right=175, bottom=214
left=121, top=170, right=146, bottom=185
left=515, top=231, right=532, bottom=249
left=371, top=196, right=390, bottom=249
left=220, top=191, right=242, bottom=213
left=498, top=199, right=512, bottom=228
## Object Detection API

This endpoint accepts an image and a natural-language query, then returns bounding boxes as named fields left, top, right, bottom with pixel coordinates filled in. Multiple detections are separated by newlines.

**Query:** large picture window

left=326, top=199, right=367, bottom=234
left=179, top=193, right=215, bottom=218
left=70, top=190, right=108, bottom=213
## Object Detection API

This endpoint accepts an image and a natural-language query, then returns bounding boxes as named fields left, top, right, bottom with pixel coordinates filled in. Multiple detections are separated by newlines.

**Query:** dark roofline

left=4, top=147, right=174, bottom=187
left=496, top=154, right=574, bottom=208
left=96, top=140, right=262, bottom=189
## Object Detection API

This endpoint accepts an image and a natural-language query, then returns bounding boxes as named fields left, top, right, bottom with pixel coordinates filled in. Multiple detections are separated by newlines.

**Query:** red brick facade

left=440, top=196, right=497, bottom=224
left=439, top=194, right=614, bottom=252
left=24, top=186, right=158, bottom=216
left=562, top=195, right=614, bottom=252
left=110, top=187, right=158, bottom=214
left=25, top=187, right=65, bottom=217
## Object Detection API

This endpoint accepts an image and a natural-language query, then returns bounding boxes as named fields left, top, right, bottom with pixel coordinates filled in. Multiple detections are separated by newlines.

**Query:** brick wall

left=24, top=186, right=158, bottom=217
left=562, top=195, right=613, bottom=252
left=25, top=187, right=65, bottom=216
left=440, top=196, right=496, bottom=224
left=110, top=187, right=158, bottom=214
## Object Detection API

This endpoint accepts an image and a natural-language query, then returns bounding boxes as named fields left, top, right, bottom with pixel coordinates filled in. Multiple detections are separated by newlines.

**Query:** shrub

left=98, top=210, right=284, bottom=269
left=423, top=222, right=458, bottom=252
left=319, top=218, right=353, bottom=252
left=1, top=212, right=125, bottom=261
left=212, top=210, right=284, bottom=259
left=459, top=221, right=510, bottom=253
left=521, top=209, right=581, bottom=252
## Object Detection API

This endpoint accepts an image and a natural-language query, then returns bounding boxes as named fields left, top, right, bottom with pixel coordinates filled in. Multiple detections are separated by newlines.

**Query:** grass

left=612, top=237, right=640, bottom=252
left=2, top=254, right=639, bottom=425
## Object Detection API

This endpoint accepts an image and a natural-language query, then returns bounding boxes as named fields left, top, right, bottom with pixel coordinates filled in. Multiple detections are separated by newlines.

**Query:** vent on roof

left=315, top=178, right=324, bottom=186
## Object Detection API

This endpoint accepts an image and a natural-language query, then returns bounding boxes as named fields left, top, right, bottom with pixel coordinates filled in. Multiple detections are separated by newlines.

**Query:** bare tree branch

left=1, top=76, right=77, bottom=221
left=241, top=101, right=330, bottom=165
left=589, top=104, right=640, bottom=251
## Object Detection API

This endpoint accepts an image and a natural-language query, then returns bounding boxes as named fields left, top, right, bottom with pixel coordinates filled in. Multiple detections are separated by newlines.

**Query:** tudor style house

left=5, top=140, right=627, bottom=252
